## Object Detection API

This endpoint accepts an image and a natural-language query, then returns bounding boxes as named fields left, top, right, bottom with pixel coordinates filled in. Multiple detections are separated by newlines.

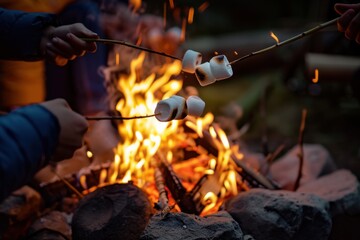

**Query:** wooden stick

left=294, top=109, right=307, bottom=191
left=229, top=17, right=339, bottom=65
left=81, top=38, right=181, bottom=61
left=85, top=113, right=159, bottom=121
left=53, top=171, right=84, bottom=199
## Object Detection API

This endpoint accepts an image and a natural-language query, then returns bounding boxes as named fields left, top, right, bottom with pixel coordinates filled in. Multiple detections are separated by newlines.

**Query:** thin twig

left=52, top=171, right=84, bottom=199
left=229, top=17, right=339, bottom=65
left=81, top=38, right=181, bottom=61
left=294, top=109, right=307, bottom=191
left=85, top=113, right=159, bottom=120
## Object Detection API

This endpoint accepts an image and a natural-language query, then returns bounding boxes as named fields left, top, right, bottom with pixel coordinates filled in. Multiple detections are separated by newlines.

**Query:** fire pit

left=1, top=1, right=360, bottom=239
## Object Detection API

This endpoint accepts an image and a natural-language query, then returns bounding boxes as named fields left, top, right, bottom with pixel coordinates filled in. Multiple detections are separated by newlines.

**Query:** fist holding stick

left=335, top=3, right=360, bottom=44
left=41, top=23, right=99, bottom=66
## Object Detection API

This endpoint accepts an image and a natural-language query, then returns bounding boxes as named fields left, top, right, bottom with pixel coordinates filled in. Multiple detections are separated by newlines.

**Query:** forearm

left=0, top=8, right=57, bottom=61
left=0, top=105, right=60, bottom=201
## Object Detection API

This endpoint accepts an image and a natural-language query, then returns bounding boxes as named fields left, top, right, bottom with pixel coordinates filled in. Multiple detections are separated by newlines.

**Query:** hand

left=41, top=23, right=99, bottom=66
left=40, top=99, right=89, bottom=161
left=335, top=3, right=360, bottom=43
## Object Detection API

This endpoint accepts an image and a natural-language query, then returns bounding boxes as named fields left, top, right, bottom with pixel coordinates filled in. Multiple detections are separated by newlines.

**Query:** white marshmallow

left=170, top=95, right=187, bottom=120
left=209, top=55, right=233, bottom=81
left=155, top=96, right=187, bottom=122
left=194, top=62, right=216, bottom=86
left=186, top=96, right=205, bottom=117
left=182, top=50, right=202, bottom=74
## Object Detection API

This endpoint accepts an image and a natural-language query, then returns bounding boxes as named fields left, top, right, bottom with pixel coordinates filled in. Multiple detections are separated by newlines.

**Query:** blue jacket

left=0, top=105, right=60, bottom=201
left=0, top=8, right=60, bottom=201
left=0, top=7, right=56, bottom=60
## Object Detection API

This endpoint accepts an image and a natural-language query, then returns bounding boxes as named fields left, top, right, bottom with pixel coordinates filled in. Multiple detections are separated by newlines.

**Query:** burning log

left=71, top=183, right=153, bottom=240
left=159, top=159, right=203, bottom=215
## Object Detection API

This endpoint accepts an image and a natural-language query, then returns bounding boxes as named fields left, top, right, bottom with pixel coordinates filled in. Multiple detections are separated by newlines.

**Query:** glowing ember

left=198, top=2, right=209, bottom=13
left=168, top=0, right=175, bottom=9
left=270, top=31, right=279, bottom=44
left=181, top=18, right=187, bottom=42
left=130, top=0, right=142, bottom=12
left=312, top=68, right=319, bottom=83
left=188, top=7, right=195, bottom=24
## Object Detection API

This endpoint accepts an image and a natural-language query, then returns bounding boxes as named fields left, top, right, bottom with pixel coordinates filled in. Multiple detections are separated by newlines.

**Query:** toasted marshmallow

left=170, top=95, right=187, bottom=119
left=182, top=50, right=202, bottom=74
left=186, top=96, right=205, bottom=117
left=194, top=62, right=216, bottom=86
left=209, top=55, right=233, bottom=81
left=155, top=95, right=187, bottom=122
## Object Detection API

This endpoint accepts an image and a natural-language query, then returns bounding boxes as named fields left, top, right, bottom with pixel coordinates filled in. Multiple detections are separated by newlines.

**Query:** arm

left=0, top=105, right=59, bottom=201
left=0, top=7, right=56, bottom=60
left=0, top=8, right=98, bottom=65
left=0, top=99, right=88, bottom=201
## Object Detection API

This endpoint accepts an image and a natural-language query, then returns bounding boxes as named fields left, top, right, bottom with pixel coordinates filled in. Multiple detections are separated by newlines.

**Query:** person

left=0, top=7, right=96, bottom=201
left=335, top=3, right=360, bottom=44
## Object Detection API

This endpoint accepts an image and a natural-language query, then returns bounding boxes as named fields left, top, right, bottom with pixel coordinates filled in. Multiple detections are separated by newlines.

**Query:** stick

left=52, top=171, right=84, bottom=199
left=81, top=38, right=181, bottom=61
left=294, top=109, right=307, bottom=191
left=229, top=17, right=339, bottom=65
left=85, top=113, right=159, bottom=121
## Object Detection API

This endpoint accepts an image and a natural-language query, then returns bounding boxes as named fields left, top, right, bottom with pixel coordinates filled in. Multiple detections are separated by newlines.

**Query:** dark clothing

left=0, top=105, right=60, bottom=201
left=0, top=8, right=60, bottom=201
left=0, top=8, right=56, bottom=61
left=45, top=1, right=109, bottom=115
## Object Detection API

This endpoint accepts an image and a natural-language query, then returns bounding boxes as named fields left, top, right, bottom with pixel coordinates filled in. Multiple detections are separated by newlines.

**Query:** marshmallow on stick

left=209, top=55, right=233, bottom=80
left=194, top=62, right=216, bottom=86
left=182, top=50, right=202, bottom=74
left=155, top=95, right=205, bottom=122
left=186, top=96, right=205, bottom=117
left=155, top=95, right=187, bottom=122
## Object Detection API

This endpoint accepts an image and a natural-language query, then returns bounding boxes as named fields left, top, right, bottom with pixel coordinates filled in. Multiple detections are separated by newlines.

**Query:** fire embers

left=155, top=95, right=205, bottom=122
left=182, top=50, right=233, bottom=86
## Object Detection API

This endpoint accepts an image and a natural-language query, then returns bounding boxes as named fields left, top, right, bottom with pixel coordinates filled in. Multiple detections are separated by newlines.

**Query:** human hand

left=40, top=99, right=89, bottom=161
left=42, top=23, right=99, bottom=66
left=335, top=3, right=360, bottom=43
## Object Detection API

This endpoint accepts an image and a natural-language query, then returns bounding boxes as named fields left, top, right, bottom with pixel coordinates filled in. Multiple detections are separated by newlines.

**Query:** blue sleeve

left=0, top=105, right=60, bottom=201
left=0, top=8, right=56, bottom=60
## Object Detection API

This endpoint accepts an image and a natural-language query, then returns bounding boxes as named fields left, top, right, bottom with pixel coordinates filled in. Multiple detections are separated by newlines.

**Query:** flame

left=312, top=68, right=319, bottom=83
left=83, top=51, right=249, bottom=215
left=270, top=31, right=279, bottom=44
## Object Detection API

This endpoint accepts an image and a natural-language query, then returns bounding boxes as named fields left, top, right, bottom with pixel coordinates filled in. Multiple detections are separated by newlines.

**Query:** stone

left=141, top=211, right=244, bottom=240
left=225, top=188, right=332, bottom=240
left=269, top=144, right=337, bottom=190
left=72, top=183, right=153, bottom=240
left=297, top=169, right=360, bottom=216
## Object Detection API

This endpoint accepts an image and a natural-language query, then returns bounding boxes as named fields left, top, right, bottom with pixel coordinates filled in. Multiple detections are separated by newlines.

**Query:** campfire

left=1, top=2, right=360, bottom=240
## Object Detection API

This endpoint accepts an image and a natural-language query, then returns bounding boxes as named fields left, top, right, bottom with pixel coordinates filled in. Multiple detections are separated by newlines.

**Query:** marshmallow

left=170, top=95, right=187, bottom=120
left=186, top=96, right=205, bottom=117
left=182, top=50, right=202, bottom=74
left=194, top=62, right=216, bottom=86
left=155, top=95, right=187, bottom=122
left=209, top=55, right=233, bottom=81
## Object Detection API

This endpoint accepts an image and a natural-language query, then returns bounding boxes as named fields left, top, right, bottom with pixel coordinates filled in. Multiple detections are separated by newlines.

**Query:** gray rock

left=297, top=169, right=360, bottom=216
left=225, top=189, right=332, bottom=240
left=141, top=211, right=243, bottom=240
left=269, top=144, right=337, bottom=190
